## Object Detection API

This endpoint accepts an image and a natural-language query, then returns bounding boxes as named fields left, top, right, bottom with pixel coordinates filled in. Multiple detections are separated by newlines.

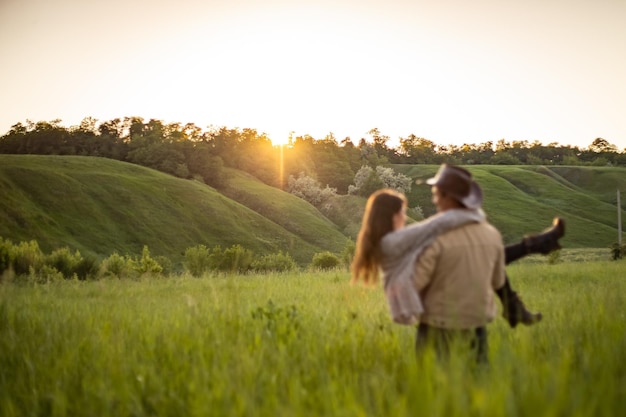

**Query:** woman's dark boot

left=496, top=279, right=543, bottom=328
left=523, top=217, right=566, bottom=255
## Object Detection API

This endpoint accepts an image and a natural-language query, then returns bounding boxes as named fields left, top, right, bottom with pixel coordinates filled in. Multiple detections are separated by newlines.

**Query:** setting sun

left=268, top=131, right=292, bottom=147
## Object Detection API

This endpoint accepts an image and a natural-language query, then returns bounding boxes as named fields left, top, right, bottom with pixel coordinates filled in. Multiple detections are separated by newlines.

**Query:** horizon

left=1, top=0, right=625, bottom=150
left=2, top=116, right=621, bottom=152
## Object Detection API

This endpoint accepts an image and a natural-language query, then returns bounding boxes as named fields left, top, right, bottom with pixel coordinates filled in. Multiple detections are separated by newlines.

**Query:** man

left=413, top=164, right=506, bottom=363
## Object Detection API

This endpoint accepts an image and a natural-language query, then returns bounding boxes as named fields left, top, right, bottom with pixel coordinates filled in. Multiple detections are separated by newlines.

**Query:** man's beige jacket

left=414, top=221, right=506, bottom=329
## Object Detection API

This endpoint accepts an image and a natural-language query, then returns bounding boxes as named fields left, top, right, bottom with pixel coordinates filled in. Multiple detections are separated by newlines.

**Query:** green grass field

left=2, top=260, right=625, bottom=417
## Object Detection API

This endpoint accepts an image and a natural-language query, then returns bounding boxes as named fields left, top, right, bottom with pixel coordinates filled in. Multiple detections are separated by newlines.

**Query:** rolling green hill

left=0, top=155, right=349, bottom=265
left=218, top=168, right=349, bottom=253
left=0, top=156, right=624, bottom=268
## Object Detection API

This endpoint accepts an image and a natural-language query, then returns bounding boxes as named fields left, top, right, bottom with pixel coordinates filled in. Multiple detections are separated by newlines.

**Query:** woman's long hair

left=351, top=189, right=407, bottom=285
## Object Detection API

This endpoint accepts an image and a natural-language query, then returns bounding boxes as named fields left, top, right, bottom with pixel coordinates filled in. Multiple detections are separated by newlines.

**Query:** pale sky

left=1, top=0, right=625, bottom=149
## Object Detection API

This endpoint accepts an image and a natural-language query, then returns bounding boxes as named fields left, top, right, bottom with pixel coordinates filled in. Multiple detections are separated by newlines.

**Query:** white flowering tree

left=287, top=172, right=337, bottom=207
left=348, top=165, right=412, bottom=196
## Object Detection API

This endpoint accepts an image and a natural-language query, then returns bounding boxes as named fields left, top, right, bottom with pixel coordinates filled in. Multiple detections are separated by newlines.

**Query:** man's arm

left=491, top=241, right=506, bottom=290
left=413, top=240, right=440, bottom=292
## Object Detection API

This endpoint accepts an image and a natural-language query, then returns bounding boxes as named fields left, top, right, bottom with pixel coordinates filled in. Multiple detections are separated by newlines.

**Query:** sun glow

left=278, top=142, right=285, bottom=191
left=268, top=130, right=291, bottom=147
left=1, top=1, right=625, bottom=149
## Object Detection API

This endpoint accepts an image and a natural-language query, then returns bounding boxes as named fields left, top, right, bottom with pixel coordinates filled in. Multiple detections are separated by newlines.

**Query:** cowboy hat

left=422, top=164, right=483, bottom=209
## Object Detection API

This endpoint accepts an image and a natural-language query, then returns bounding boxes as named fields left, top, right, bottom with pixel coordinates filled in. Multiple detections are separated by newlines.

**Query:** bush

left=0, top=237, right=13, bottom=274
left=348, top=165, right=412, bottom=197
left=0, top=238, right=99, bottom=281
left=99, top=248, right=163, bottom=279
left=30, top=265, right=64, bottom=284
left=348, top=166, right=383, bottom=196
left=12, top=240, right=44, bottom=276
left=208, top=245, right=224, bottom=270
left=375, top=166, right=412, bottom=194
left=135, top=245, right=163, bottom=276
left=340, top=240, right=355, bottom=270
left=251, top=251, right=297, bottom=273
left=45, top=247, right=82, bottom=279
left=311, top=251, right=340, bottom=270
left=99, top=252, right=135, bottom=279
left=74, top=255, right=100, bottom=280
left=219, top=244, right=254, bottom=273
left=154, top=256, right=173, bottom=276
left=184, top=244, right=212, bottom=277
left=186, top=244, right=257, bottom=274
left=610, top=242, right=626, bottom=260
left=287, top=172, right=337, bottom=207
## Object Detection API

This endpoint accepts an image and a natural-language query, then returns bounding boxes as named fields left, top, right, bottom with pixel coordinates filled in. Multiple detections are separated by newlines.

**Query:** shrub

left=200, top=244, right=255, bottom=273
left=184, top=244, right=212, bottom=277
left=100, top=252, right=135, bottom=279
left=135, top=245, right=163, bottom=276
left=154, top=256, right=173, bottom=276
left=610, top=242, right=626, bottom=260
left=251, top=251, right=297, bottom=273
left=348, top=165, right=412, bottom=196
left=348, top=166, right=383, bottom=196
left=30, top=265, right=64, bottom=284
left=0, top=238, right=100, bottom=281
left=45, top=247, right=82, bottom=279
left=74, top=255, right=100, bottom=280
left=209, top=245, right=224, bottom=269
left=340, top=240, right=355, bottom=270
left=219, top=244, right=254, bottom=273
left=12, top=240, right=44, bottom=276
left=375, top=166, right=412, bottom=194
left=0, top=237, right=13, bottom=274
left=311, top=251, right=340, bottom=270
left=287, top=172, right=337, bottom=207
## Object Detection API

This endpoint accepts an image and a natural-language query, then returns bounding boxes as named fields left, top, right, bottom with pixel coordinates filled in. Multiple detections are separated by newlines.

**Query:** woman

left=351, top=188, right=565, bottom=328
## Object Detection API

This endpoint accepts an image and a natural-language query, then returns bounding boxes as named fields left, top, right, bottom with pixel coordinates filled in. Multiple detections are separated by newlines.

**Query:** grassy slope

left=217, top=168, right=349, bottom=254
left=395, top=164, right=626, bottom=247
left=0, top=155, right=347, bottom=265
left=1, top=156, right=624, bottom=264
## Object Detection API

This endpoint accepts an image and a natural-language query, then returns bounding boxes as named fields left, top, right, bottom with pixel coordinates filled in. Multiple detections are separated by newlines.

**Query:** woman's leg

left=498, top=217, right=565, bottom=327
left=496, top=275, right=542, bottom=327
left=505, top=217, right=566, bottom=264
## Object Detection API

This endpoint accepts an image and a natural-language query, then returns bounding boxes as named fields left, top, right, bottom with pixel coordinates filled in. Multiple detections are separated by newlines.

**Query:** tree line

left=1, top=117, right=625, bottom=194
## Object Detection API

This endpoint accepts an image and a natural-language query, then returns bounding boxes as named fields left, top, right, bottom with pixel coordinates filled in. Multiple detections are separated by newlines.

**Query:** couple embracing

left=352, top=164, right=565, bottom=363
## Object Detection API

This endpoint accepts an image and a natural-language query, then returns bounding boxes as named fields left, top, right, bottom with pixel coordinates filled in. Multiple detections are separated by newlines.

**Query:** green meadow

left=1, top=155, right=625, bottom=416
left=2, top=259, right=625, bottom=417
